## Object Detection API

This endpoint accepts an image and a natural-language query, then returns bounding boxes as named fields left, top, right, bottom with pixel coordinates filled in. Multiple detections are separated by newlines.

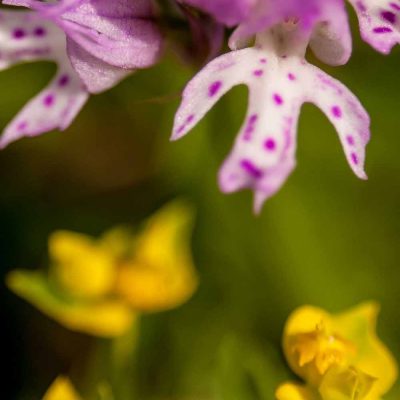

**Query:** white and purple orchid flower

left=173, top=0, right=400, bottom=211
left=0, top=0, right=163, bottom=148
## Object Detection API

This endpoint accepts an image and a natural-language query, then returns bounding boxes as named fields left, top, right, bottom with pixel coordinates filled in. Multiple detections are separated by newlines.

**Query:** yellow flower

left=42, top=376, right=81, bottom=400
left=276, top=302, right=398, bottom=400
left=7, top=201, right=198, bottom=338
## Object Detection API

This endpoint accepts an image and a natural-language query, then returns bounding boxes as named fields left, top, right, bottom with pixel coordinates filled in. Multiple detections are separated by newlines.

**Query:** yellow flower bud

left=42, top=376, right=81, bottom=400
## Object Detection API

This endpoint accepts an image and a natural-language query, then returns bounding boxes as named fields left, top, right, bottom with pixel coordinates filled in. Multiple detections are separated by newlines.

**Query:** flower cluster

left=1, top=0, right=399, bottom=211
left=7, top=201, right=198, bottom=337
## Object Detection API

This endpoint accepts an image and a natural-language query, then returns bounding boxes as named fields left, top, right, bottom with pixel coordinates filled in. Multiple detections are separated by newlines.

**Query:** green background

left=1, top=12, right=400, bottom=400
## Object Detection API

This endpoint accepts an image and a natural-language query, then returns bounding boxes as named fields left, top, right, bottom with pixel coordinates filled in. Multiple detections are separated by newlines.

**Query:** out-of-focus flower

left=172, top=1, right=370, bottom=212
left=7, top=201, right=198, bottom=337
left=180, top=0, right=253, bottom=27
left=0, top=0, right=163, bottom=148
left=276, top=302, right=398, bottom=400
left=175, top=2, right=224, bottom=64
left=42, top=376, right=81, bottom=400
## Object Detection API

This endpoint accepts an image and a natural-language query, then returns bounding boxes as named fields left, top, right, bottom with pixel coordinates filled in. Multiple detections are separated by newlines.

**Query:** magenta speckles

left=390, top=2, right=400, bottom=11
left=243, top=114, right=258, bottom=141
left=332, top=105, right=342, bottom=118
left=240, top=159, right=263, bottom=179
left=177, top=114, right=195, bottom=135
left=346, top=135, right=355, bottom=146
left=17, top=121, right=28, bottom=131
left=33, top=27, right=46, bottom=37
left=58, top=74, right=70, bottom=87
left=288, top=73, right=296, bottom=81
left=43, top=94, right=55, bottom=107
left=259, top=58, right=267, bottom=64
left=13, top=28, right=26, bottom=39
left=351, top=153, right=359, bottom=165
left=373, top=27, right=393, bottom=33
left=208, top=81, right=222, bottom=97
left=273, top=94, right=284, bottom=105
left=381, top=11, right=397, bottom=24
left=356, top=1, right=367, bottom=12
left=264, top=138, right=276, bottom=151
left=253, top=69, right=264, bottom=77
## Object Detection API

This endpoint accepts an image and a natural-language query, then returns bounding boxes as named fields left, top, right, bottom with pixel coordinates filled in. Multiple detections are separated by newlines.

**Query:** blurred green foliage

left=1, top=17, right=400, bottom=400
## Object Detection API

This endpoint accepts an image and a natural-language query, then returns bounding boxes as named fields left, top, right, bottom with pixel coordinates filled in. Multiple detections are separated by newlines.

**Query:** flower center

left=290, top=322, right=357, bottom=375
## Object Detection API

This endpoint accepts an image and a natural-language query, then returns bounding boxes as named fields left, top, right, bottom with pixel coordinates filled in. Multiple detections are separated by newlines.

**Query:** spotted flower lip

left=172, top=28, right=370, bottom=213
left=3, top=0, right=164, bottom=92
left=0, top=0, right=163, bottom=148
left=0, top=10, right=89, bottom=148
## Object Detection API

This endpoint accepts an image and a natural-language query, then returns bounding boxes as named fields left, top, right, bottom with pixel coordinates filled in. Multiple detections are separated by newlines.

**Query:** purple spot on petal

left=347, top=135, right=355, bottom=146
left=390, top=2, right=400, bottom=11
left=288, top=73, right=296, bottom=81
left=58, top=74, right=70, bottom=87
left=253, top=69, right=264, bottom=77
left=186, top=114, right=195, bottom=123
left=243, top=114, right=258, bottom=141
left=34, top=26, right=46, bottom=37
left=331, top=106, right=342, bottom=118
left=381, top=11, right=396, bottom=24
left=240, top=159, right=263, bottom=179
left=13, top=28, right=26, bottom=39
left=17, top=121, right=27, bottom=131
left=351, top=153, right=359, bottom=165
left=356, top=1, right=367, bottom=12
left=208, top=81, right=222, bottom=97
left=264, top=138, right=276, bottom=151
left=260, top=58, right=267, bottom=64
left=249, top=114, right=258, bottom=124
left=43, top=94, right=55, bottom=107
left=373, top=26, right=393, bottom=33
left=273, top=94, right=283, bottom=105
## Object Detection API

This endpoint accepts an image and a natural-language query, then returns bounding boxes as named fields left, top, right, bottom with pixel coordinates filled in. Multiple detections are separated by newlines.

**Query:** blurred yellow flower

left=42, top=376, right=81, bottom=400
left=276, top=302, right=398, bottom=400
left=7, top=201, right=198, bottom=338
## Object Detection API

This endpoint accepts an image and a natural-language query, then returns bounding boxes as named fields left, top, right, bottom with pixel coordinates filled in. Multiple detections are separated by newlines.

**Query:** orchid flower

left=184, top=0, right=400, bottom=55
left=0, top=0, right=163, bottom=148
left=173, top=0, right=370, bottom=212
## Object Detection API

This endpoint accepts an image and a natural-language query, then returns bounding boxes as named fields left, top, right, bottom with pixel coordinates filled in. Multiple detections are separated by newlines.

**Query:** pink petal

left=348, top=0, right=400, bottom=54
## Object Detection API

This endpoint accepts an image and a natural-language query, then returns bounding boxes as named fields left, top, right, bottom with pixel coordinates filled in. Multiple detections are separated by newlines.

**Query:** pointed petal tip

left=0, top=135, right=12, bottom=150
left=253, top=191, right=268, bottom=215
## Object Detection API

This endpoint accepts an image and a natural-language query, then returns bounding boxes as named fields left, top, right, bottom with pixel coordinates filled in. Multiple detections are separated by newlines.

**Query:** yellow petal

left=283, top=305, right=334, bottom=384
left=115, top=201, right=198, bottom=312
left=7, top=270, right=135, bottom=338
left=319, top=366, right=376, bottom=400
left=276, top=382, right=317, bottom=400
left=42, top=376, right=81, bottom=400
left=49, top=231, right=115, bottom=299
left=332, top=302, right=398, bottom=399
left=116, top=261, right=197, bottom=312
